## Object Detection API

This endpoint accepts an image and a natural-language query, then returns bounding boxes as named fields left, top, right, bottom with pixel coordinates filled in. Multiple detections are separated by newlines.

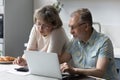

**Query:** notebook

left=24, top=50, right=62, bottom=79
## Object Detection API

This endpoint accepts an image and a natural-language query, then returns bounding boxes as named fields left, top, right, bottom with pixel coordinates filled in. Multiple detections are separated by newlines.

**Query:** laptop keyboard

left=62, top=72, right=70, bottom=76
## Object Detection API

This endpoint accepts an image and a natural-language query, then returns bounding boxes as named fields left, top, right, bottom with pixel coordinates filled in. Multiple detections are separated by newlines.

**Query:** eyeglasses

left=69, top=23, right=86, bottom=30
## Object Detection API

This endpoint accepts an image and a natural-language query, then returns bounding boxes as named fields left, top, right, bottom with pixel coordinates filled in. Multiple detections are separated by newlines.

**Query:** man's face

left=68, top=16, right=86, bottom=40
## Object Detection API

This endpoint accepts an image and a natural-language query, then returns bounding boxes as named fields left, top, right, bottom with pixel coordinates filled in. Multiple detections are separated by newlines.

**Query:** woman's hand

left=13, top=56, right=27, bottom=66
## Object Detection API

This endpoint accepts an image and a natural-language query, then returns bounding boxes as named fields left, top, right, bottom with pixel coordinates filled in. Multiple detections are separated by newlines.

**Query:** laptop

left=24, top=50, right=62, bottom=79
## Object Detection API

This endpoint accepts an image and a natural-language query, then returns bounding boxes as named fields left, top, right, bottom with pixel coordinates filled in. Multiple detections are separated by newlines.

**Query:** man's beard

left=73, top=35, right=82, bottom=41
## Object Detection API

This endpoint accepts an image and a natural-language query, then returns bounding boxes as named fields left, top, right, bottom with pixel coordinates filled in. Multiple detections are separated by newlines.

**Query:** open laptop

left=24, top=50, right=62, bottom=79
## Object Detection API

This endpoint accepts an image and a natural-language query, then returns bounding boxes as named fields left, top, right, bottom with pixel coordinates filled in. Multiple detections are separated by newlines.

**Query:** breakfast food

left=0, top=56, right=16, bottom=62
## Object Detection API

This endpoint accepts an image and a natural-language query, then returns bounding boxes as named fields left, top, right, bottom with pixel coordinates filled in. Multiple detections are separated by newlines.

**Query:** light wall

left=60, top=0, right=120, bottom=49
left=60, top=0, right=120, bottom=25
left=34, top=0, right=57, bottom=10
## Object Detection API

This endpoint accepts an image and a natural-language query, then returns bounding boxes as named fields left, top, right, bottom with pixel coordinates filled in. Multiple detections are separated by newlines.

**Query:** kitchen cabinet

left=3, top=0, right=33, bottom=57
left=115, top=58, right=120, bottom=79
left=114, top=48, right=120, bottom=79
left=115, top=59, right=120, bottom=80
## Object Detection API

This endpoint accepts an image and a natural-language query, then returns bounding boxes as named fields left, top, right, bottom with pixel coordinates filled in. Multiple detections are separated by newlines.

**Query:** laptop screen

left=24, top=50, right=62, bottom=79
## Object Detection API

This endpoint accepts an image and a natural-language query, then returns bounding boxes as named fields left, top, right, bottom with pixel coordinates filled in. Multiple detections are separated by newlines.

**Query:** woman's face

left=36, top=19, right=53, bottom=37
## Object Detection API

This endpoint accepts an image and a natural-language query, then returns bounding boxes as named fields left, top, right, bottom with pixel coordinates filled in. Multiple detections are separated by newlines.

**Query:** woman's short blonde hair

left=34, top=5, right=63, bottom=29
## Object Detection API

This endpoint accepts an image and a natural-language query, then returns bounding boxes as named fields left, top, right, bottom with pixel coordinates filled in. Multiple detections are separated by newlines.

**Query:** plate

left=0, top=61, right=13, bottom=64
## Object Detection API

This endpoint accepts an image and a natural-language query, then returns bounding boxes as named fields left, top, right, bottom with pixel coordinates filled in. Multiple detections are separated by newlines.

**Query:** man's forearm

left=73, top=68, right=105, bottom=78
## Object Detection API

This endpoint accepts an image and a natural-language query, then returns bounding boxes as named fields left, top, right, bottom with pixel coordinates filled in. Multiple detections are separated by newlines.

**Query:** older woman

left=13, top=5, right=68, bottom=66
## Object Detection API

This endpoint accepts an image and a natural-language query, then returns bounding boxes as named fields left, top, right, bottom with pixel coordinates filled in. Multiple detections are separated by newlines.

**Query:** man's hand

left=60, top=62, right=76, bottom=74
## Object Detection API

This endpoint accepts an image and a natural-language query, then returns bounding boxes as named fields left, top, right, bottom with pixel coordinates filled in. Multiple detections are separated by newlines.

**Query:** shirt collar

left=87, top=28, right=98, bottom=45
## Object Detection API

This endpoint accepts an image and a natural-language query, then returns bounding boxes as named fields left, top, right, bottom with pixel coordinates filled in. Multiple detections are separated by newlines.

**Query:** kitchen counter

left=114, top=48, right=120, bottom=58
left=0, top=64, right=105, bottom=80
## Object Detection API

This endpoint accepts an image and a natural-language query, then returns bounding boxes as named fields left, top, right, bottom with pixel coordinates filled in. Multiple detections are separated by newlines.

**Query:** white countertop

left=0, top=64, right=58, bottom=80
left=114, top=48, right=120, bottom=58
left=0, top=64, right=105, bottom=80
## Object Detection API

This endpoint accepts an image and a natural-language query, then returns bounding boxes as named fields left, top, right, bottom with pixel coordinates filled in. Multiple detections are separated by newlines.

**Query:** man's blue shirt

left=66, top=29, right=118, bottom=80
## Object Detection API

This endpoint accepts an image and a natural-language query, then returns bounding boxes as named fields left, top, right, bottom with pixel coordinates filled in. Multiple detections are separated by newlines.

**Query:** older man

left=60, top=8, right=118, bottom=80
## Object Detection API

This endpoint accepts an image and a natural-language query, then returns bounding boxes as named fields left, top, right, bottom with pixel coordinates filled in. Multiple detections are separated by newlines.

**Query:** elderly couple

left=13, top=5, right=118, bottom=80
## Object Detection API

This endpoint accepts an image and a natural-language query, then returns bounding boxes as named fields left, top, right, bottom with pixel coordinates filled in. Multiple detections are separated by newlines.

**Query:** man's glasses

left=69, top=23, right=86, bottom=30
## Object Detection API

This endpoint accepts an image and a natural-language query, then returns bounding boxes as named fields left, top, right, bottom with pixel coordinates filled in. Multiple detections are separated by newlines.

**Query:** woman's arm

left=26, top=25, right=38, bottom=51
